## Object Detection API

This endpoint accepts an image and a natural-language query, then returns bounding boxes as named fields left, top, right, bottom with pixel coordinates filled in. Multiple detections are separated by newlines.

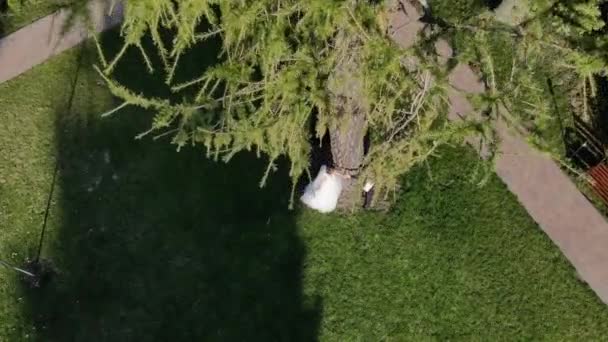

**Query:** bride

left=300, top=165, right=346, bottom=213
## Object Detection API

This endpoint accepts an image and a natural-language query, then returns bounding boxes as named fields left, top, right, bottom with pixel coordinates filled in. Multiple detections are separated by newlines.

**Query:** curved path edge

left=0, top=0, right=123, bottom=83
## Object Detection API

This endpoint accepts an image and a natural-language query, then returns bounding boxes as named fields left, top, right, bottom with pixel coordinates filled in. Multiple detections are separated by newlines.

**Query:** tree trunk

left=330, top=110, right=367, bottom=210
left=327, top=29, right=368, bottom=211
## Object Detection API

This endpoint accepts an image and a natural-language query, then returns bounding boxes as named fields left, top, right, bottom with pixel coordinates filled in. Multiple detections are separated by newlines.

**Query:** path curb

left=0, top=0, right=123, bottom=83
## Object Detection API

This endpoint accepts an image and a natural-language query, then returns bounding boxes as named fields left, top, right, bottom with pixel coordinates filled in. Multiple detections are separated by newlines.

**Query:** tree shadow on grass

left=20, top=28, right=321, bottom=341
left=0, top=0, right=7, bottom=37
left=590, top=76, right=608, bottom=145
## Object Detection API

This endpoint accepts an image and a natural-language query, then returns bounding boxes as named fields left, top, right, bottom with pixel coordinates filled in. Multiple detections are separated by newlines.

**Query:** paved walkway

left=390, top=1, right=608, bottom=304
left=0, top=0, right=123, bottom=83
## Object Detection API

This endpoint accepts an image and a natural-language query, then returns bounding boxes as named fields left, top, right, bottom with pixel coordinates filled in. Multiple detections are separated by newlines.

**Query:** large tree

left=97, top=0, right=607, bottom=210
left=433, top=0, right=608, bottom=156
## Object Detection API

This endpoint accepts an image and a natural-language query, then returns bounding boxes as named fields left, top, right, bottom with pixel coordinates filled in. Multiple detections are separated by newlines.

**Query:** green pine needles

left=96, top=0, right=607, bottom=208
left=97, top=0, right=471, bottom=208
left=443, top=0, right=608, bottom=155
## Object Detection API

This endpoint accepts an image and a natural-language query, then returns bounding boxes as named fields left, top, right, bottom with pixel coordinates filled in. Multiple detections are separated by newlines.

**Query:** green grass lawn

left=1, top=30, right=608, bottom=341
left=1, top=0, right=88, bottom=36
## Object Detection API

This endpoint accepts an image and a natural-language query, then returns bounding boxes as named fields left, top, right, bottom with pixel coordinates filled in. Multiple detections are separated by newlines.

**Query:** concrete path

left=390, top=0, right=608, bottom=304
left=495, top=121, right=608, bottom=304
left=0, top=0, right=123, bottom=83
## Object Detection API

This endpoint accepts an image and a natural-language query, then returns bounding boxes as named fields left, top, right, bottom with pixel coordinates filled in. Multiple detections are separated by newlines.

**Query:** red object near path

left=587, top=164, right=608, bottom=204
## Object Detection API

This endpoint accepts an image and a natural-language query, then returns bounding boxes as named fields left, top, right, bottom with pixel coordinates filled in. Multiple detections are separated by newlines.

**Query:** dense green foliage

left=96, top=0, right=608, bottom=207
left=2, top=34, right=608, bottom=339
left=99, top=0, right=473, bottom=205
left=442, top=0, right=608, bottom=156
left=429, top=0, right=487, bottom=23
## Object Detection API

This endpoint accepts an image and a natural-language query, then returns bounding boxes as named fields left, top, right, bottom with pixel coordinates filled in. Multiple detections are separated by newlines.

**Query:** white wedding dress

left=300, top=165, right=343, bottom=213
